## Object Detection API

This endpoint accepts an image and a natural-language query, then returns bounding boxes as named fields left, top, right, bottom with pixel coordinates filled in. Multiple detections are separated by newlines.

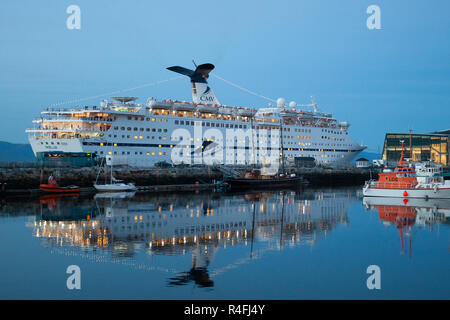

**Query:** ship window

left=385, top=176, right=388, bottom=180
left=158, top=129, right=162, bottom=132
left=175, top=120, right=179, bottom=124
left=146, top=128, right=150, bottom=132
left=134, top=128, right=138, bottom=131
left=127, top=127, right=131, bottom=131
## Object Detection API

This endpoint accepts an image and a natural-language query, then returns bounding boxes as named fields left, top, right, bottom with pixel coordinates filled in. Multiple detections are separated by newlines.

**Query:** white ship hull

left=28, top=119, right=364, bottom=167
left=362, top=185, right=450, bottom=199
left=28, top=137, right=84, bottom=154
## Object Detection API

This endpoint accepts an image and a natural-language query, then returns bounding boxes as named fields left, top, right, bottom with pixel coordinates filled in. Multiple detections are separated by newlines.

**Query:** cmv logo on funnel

left=200, top=86, right=215, bottom=102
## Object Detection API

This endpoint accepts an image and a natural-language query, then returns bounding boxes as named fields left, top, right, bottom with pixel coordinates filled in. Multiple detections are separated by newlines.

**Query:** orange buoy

left=403, top=198, right=408, bottom=205
left=403, top=191, right=408, bottom=197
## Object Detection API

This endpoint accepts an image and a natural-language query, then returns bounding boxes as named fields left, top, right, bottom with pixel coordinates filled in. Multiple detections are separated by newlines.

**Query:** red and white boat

left=40, top=175, right=80, bottom=193
left=363, top=142, right=450, bottom=199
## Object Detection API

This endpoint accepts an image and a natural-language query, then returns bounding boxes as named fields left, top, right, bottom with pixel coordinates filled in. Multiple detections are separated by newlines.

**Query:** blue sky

left=1, top=0, right=449, bottom=151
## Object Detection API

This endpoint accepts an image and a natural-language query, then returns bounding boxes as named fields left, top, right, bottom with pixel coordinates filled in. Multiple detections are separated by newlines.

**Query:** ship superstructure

left=26, top=63, right=365, bottom=167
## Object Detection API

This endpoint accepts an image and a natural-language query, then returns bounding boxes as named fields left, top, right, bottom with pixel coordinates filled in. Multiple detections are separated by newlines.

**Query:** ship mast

left=398, top=140, right=406, bottom=167
left=280, top=117, right=285, bottom=174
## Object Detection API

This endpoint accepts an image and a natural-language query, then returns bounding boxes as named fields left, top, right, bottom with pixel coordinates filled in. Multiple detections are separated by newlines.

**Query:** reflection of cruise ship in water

left=363, top=197, right=450, bottom=256
left=29, top=190, right=353, bottom=287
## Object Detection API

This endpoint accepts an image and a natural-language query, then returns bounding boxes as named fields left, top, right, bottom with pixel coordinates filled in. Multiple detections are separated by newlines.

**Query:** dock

left=0, top=163, right=379, bottom=196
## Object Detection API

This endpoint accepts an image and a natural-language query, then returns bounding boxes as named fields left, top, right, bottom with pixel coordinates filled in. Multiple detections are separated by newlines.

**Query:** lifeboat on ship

left=363, top=141, right=450, bottom=199
left=237, top=108, right=257, bottom=117
left=149, top=100, right=172, bottom=109
left=173, top=102, right=196, bottom=111
left=40, top=175, right=80, bottom=193
left=218, top=106, right=233, bottom=115
left=197, top=104, right=219, bottom=113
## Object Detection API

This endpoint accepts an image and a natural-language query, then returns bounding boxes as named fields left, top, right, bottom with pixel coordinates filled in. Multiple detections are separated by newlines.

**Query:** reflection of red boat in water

left=370, top=199, right=416, bottom=254
left=40, top=175, right=80, bottom=193
left=363, top=196, right=450, bottom=256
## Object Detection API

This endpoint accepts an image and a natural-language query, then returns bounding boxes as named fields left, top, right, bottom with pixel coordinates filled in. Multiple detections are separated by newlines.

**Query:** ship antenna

left=192, top=60, right=198, bottom=68
left=398, top=140, right=405, bottom=166
left=310, top=96, right=319, bottom=113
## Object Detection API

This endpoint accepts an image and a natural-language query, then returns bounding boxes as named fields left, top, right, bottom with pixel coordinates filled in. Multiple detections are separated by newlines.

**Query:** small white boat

left=94, top=181, right=136, bottom=192
left=94, top=155, right=137, bottom=192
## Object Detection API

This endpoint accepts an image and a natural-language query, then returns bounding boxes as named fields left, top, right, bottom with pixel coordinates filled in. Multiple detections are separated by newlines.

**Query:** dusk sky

left=1, top=0, right=449, bottom=151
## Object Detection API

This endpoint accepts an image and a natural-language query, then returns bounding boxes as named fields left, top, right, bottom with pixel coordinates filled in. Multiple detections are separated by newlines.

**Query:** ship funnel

left=167, top=63, right=220, bottom=105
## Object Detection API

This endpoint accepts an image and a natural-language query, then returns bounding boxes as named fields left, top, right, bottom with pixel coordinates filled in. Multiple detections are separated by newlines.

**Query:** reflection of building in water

left=30, top=190, right=353, bottom=286
left=363, top=197, right=450, bottom=256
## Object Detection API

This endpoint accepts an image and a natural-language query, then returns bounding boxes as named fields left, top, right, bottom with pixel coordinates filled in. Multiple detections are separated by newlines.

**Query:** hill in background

left=0, top=141, right=35, bottom=162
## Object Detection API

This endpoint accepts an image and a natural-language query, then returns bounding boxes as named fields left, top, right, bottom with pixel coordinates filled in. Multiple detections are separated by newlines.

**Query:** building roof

left=386, top=132, right=449, bottom=137
left=433, top=129, right=450, bottom=136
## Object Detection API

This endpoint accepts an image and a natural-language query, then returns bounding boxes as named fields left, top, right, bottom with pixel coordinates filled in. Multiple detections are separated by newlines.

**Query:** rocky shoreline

left=0, top=165, right=376, bottom=191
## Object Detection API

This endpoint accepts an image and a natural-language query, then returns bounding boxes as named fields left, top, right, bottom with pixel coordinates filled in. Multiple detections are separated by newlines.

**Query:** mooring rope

left=48, top=76, right=183, bottom=107
left=212, top=74, right=277, bottom=103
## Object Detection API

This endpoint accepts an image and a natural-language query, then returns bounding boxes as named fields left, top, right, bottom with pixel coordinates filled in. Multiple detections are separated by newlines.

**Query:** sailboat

left=94, top=155, right=137, bottom=192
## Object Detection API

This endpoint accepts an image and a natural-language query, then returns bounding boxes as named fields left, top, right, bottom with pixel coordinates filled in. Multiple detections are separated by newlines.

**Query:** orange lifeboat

left=375, top=142, right=417, bottom=190
left=40, top=175, right=80, bottom=193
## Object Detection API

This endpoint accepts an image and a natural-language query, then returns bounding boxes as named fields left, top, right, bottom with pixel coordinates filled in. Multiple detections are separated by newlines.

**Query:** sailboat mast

left=110, top=156, right=113, bottom=184
left=280, top=117, right=285, bottom=174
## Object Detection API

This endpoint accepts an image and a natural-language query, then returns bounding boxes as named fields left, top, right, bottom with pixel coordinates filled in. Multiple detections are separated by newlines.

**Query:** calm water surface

left=0, top=187, right=448, bottom=299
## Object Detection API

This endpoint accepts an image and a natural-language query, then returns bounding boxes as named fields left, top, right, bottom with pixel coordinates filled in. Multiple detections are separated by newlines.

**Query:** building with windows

left=382, top=131, right=449, bottom=166
left=355, top=157, right=370, bottom=168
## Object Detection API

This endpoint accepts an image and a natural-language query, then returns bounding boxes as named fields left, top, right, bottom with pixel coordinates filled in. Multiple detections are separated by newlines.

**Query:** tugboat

left=224, top=168, right=303, bottom=190
left=363, top=141, right=450, bottom=199
left=40, top=175, right=80, bottom=193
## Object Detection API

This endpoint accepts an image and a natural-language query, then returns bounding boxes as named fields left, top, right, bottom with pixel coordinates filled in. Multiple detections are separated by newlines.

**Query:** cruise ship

left=26, top=63, right=366, bottom=167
